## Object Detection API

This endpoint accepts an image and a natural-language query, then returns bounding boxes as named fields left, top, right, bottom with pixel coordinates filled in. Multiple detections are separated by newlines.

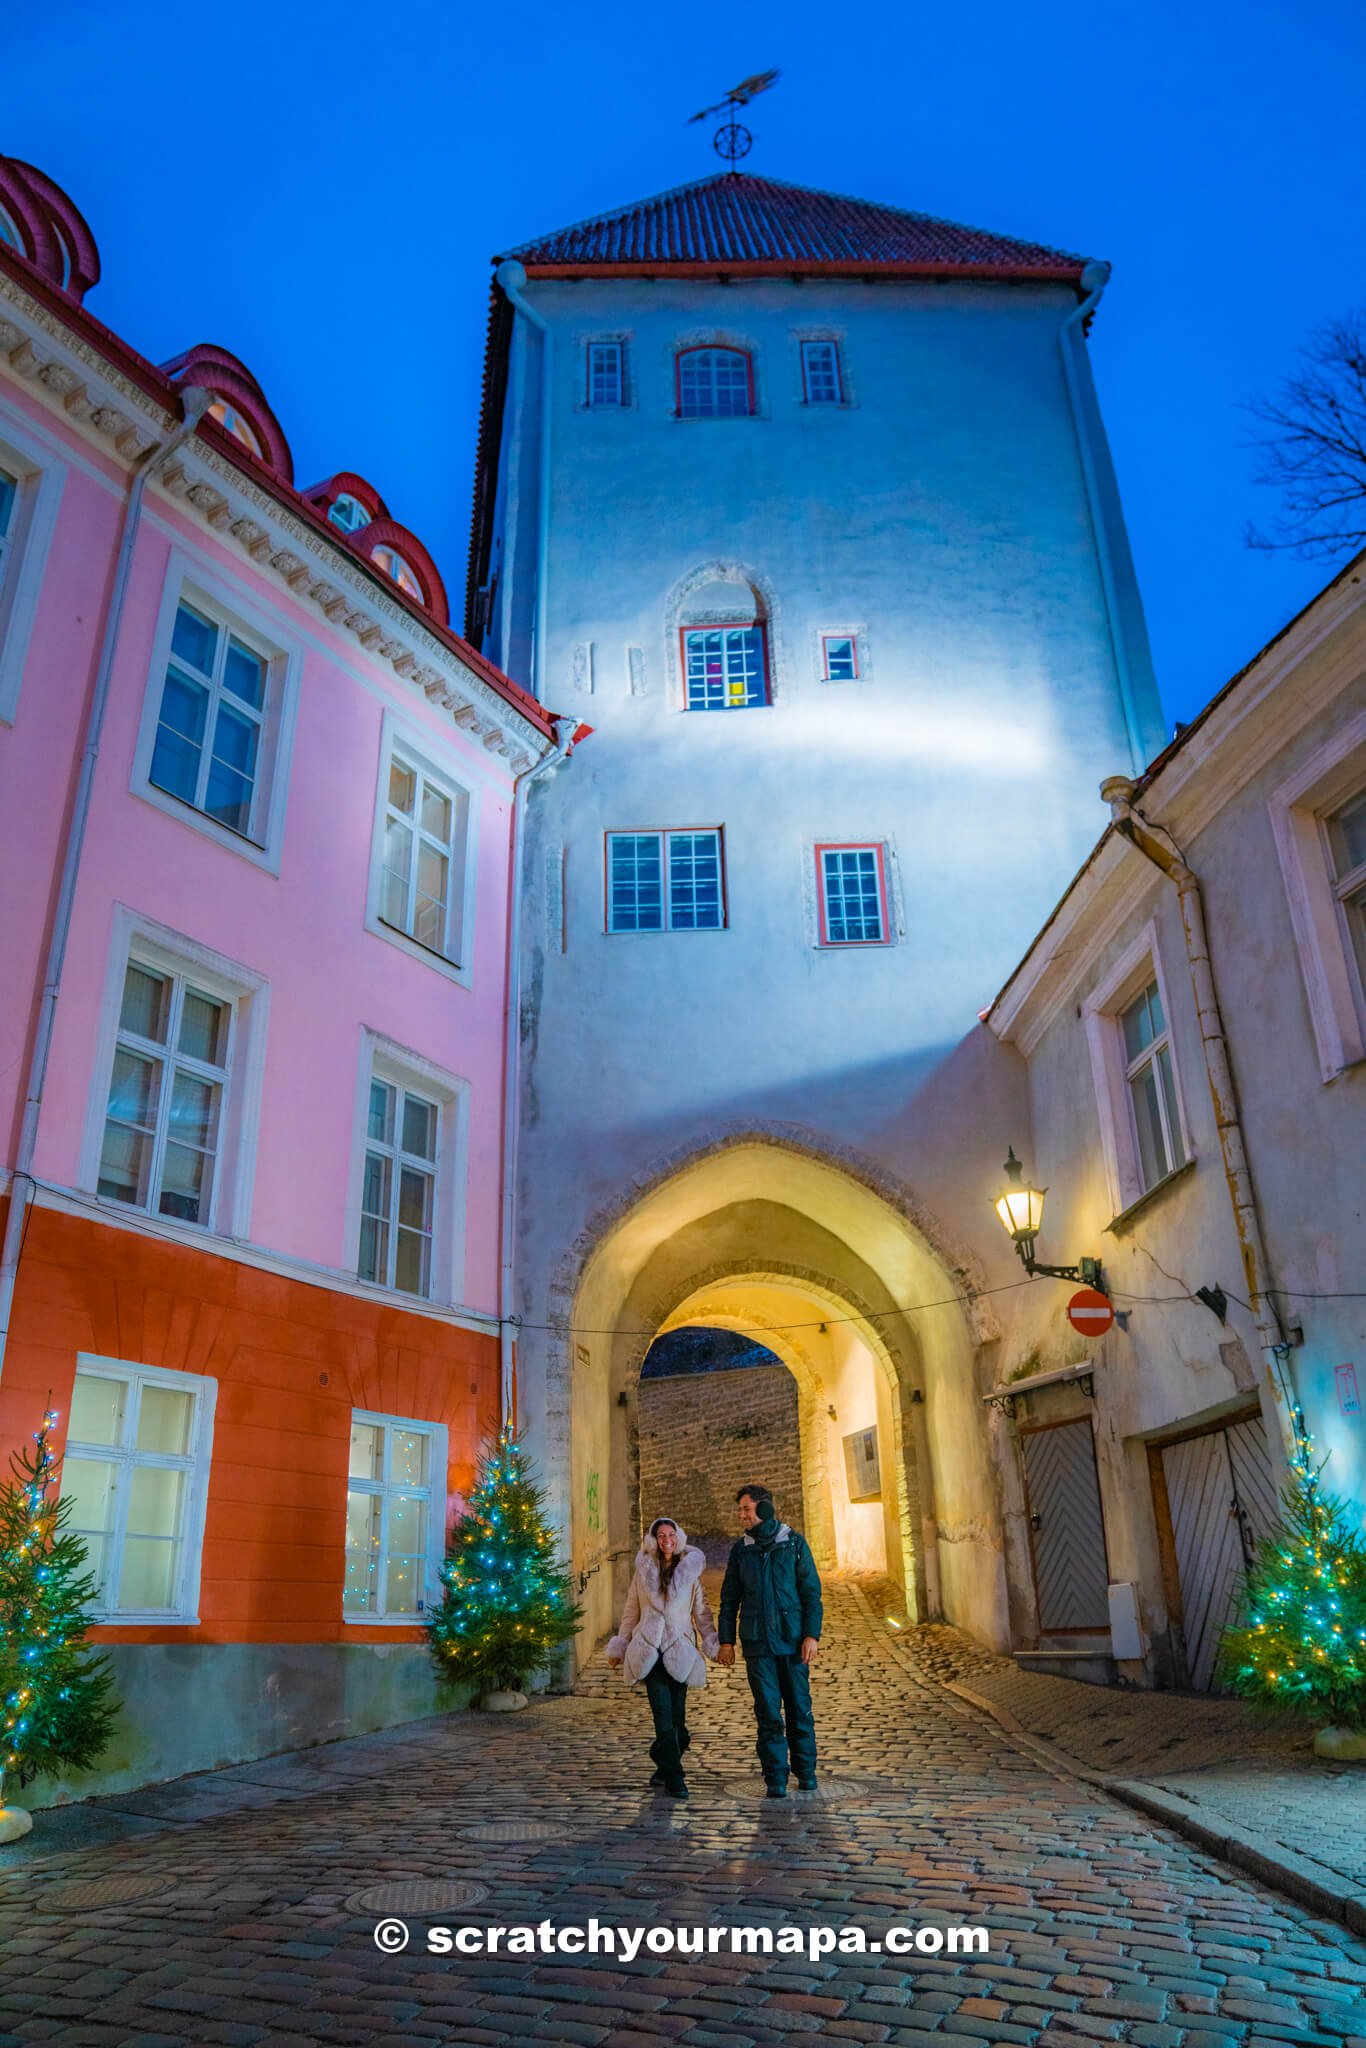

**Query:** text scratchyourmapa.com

left=372, top=1918, right=990, bottom=1961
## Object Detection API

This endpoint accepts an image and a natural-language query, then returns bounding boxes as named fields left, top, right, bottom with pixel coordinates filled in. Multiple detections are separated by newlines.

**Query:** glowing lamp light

left=994, top=1148, right=1046, bottom=1251
left=992, top=1146, right=1104, bottom=1290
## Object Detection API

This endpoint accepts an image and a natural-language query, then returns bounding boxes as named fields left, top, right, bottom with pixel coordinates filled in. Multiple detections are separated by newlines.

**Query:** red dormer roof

left=501, top=172, right=1088, bottom=279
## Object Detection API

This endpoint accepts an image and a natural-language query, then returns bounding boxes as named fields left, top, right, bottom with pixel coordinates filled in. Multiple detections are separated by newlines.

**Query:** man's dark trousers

left=743, top=1649, right=816, bottom=1784
left=643, top=1662, right=690, bottom=1781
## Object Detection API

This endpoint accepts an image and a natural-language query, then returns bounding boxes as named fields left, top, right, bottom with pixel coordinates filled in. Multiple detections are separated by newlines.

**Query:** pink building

left=0, top=156, right=573, bottom=1797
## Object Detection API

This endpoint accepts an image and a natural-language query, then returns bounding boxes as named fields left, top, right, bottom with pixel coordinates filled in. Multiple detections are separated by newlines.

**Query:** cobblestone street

left=2, top=1583, right=1365, bottom=2048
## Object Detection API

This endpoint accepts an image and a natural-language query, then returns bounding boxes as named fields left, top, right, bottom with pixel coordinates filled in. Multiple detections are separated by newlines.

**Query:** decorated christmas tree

left=427, top=1425, right=581, bottom=1698
left=1219, top=1416, right=1366, bottom=1730
left=0, top=1408, right=118, bottom=1802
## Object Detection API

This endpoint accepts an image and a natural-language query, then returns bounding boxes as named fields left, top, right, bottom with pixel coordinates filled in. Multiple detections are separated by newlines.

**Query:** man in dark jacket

left=717, top=1484, right=823, bottom=1797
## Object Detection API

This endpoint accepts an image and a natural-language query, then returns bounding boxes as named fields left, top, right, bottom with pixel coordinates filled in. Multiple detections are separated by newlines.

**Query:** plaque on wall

left=843, top=1426, right=881, bottom=1502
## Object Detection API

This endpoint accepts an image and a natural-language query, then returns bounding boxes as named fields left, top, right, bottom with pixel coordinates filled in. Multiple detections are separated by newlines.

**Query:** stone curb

left=931, top=1653, right=1366, bottom=1938
left=1103, top=1777, right=1366, bottom=1937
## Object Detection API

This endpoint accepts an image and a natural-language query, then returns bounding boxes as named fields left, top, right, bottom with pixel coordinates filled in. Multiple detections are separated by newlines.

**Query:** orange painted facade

left=0, top=1198, right=501, bottom=1649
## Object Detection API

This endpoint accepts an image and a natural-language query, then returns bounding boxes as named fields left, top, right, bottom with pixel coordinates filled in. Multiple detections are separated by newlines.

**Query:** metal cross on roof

left=686, top=68, right=780, bottom=166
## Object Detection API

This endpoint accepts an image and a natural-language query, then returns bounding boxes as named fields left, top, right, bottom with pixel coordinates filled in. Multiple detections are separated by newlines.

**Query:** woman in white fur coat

left=606, top=1516, right=719, bottom=1800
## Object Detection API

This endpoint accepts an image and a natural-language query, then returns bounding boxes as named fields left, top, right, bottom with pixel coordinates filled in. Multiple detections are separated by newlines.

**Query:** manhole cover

left=33, top=1873, right=177, bottom=1909
left=456, top=1820, right=569, bottom=1844
left=347, top=1879, right=489, bottom=1916
left=723, top=1772, right=891, bottom=1800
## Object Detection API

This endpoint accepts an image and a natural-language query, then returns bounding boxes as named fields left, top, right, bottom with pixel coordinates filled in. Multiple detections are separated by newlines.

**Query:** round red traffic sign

left=1066, top=1287, right=1115, bottom=1336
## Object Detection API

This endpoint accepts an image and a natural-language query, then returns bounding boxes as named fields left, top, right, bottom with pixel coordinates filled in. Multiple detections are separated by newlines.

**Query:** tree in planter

left=0, top=1409, right=118, bottom=1825
left=427, top=1426, right=581, bottom=1703
left=1218, top=1422, right=1366, bottom=1738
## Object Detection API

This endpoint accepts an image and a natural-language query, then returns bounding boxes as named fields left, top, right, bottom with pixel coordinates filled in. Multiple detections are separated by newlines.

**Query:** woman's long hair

left=651, top=1518, right=681, bottom=1595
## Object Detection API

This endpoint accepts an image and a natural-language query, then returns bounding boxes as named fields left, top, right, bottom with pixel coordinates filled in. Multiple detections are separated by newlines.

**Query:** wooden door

left=1020, top=1417, right=1111, bottom=1634
left=1160, top=1412, right=1277, bottom=1691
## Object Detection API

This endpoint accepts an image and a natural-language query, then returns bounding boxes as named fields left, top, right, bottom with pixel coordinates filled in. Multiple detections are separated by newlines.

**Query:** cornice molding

left=0, top=278, right=544, bottom=773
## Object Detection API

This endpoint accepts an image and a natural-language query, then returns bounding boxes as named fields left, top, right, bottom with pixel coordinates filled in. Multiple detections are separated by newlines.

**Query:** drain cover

left=33, top=1873, right=177, bottom=1909
left=348, top=1879, right=489, bottom=1916
left=457, top=1820, right=569, bottom=1844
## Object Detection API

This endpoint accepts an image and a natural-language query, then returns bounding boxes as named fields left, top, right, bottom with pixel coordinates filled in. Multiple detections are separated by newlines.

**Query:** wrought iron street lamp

left=993, top=1147, right=1103, bottom=1288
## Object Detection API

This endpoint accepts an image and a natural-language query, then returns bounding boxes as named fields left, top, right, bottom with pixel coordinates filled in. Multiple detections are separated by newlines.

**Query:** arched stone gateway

left=515, top=1129, right=1010, bottom=1675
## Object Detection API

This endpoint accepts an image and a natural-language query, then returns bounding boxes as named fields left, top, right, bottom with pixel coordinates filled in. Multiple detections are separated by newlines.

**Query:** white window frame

left=132, top=550, right=301, bottom=873
left=820, top=631, right=860, bottom=682
left=345, top=1030, right=470, bottom=1308
left=1269, top=712, right=1366, bottom=1080
left=586, top=339, right=625, bottom=408
left=80, top=907, right=270, bottom=1243
left=328, top=492, right=371, bottom=534
left=1083, top=926, right=1194, bottom=1216
left=0, top=410, right=67, bottom=726
left=815, top=842, right=892, bottom=947
left=366, top=713, right=479, bottom=989
left=343, top=1408, right=448, bottom=1625
left=605, top=828, right=727, bottom=934
left=65, top=1355, right=217, bottom=1626
left=800, top=338, right=844, bottom=405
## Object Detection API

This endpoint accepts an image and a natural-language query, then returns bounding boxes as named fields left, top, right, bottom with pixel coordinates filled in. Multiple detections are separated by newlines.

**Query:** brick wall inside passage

left=637, top=1364, right=802, bottom=1563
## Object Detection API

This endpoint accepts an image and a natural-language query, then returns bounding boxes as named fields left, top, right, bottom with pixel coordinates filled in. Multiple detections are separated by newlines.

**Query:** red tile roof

left=502, top=172, right=1087, bottom=278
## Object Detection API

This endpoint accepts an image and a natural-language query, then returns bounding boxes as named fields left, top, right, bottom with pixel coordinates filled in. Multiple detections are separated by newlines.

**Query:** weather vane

left=687, top=69, right=780, bottom=167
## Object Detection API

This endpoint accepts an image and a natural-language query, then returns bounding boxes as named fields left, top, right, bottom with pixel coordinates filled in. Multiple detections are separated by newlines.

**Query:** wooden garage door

left=1020, top=1417, right=1111, bottom=1633
left=1161, top=1412, right=1278, bottom=1691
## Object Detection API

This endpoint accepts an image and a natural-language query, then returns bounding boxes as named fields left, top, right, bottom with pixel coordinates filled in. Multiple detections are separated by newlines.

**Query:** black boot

left=665, top=1776, right=688, bottom=1800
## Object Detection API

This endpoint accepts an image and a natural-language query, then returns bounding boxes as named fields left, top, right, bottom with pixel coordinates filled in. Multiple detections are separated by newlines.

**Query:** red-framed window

left=587, top=340, right=624, bottom=408
left=816, top=843, right=890, bottom=946
left=676, top=346, right=754, bottom=419
left=801, top=339, right=843, bottom=405
left=680, top=625, right=769, bottom=711
left=605, top=828, right=726, bottom=933
left=821, top=633, right=859, bottom=682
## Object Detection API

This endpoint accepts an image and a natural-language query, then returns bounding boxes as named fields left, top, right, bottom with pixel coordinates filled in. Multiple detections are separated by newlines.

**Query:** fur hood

left=606, top=1517, right=719, bottom=1686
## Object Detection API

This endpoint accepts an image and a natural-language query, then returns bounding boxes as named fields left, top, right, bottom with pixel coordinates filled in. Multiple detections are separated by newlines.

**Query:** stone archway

left=534, top=1129, right=1007, bottom=1672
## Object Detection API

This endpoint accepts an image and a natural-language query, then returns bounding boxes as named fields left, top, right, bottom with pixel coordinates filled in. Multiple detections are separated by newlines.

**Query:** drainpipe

left=498, top=716, right=578, bottom=1426
left=1099, top=776, right=1292, bottom=1402
left=496, top=259, right=551, bottom=703
left=0, top=387, right=212, bottom=1387
left=1061, top=265, right=1147, bottom=776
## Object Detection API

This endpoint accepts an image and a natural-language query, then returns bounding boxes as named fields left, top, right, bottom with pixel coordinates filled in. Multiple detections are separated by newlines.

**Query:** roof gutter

left=1061, top=263, right=1148, bottom=776
left=1099, top=776, right=1295, bottom=1431
left=0, top=385, right=212, bottom=1389
left=496, top=259, right=552, bottom=702
left=498, top=715, right=581, bottom=1425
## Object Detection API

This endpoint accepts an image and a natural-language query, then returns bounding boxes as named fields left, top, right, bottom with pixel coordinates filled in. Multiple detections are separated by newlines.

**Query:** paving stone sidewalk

left=1, top=1579, right=1364, bottom=2046
left=866, top=1600, right=1366, bottom=1917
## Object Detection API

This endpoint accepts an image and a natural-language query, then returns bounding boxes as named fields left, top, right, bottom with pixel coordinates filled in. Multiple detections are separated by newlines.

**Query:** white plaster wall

left=489, top=269, right=1164, bottom=1656
left=823, top=1322, right=888, bottom=1573
left=997, top=622, right=1366, bottom=1668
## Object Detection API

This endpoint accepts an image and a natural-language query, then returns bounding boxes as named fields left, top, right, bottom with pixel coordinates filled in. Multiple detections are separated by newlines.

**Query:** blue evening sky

left=7, top=0, right=1363, bottom=731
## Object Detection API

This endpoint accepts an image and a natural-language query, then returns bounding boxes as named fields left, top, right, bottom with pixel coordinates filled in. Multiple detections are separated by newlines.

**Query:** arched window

left=207, top=398, right=263, bottom=459
left=676, top=347, right=753, bottom=420
left=0, top=203, right=22, bottom=252
left=328, top=492, right=371, bottom=535
left=373, top=546, right=424, bottom=600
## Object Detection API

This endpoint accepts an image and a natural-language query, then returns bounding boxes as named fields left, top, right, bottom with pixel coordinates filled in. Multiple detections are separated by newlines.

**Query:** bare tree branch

left=1243, top=311, right=1366, bottom=557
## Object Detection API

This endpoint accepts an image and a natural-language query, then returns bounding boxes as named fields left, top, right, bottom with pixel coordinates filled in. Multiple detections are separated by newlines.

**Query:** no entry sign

left=1067, top=1287, right=1115, bottom=1336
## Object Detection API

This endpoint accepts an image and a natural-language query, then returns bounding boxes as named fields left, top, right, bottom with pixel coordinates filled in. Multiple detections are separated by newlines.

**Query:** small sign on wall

left=1336, top=1364, right=1361, bottom=1417
left=843, top=1426, right=881, bottom=1502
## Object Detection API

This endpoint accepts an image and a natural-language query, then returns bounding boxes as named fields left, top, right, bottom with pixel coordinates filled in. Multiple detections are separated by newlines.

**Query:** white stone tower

left=466, top=171, right=1166, bottom=1656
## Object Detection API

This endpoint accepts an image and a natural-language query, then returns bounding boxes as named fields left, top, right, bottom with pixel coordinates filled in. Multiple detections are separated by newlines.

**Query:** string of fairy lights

left=2, top=1408, right=71, bottom=1787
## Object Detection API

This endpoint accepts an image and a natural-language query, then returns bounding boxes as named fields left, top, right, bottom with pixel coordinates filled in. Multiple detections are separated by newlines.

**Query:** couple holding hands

left=606, top=1483, right=823, bottom=1801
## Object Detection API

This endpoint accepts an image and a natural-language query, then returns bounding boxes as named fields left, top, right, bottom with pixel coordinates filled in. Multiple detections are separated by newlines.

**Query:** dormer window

left=207, top=399, right=263, bottom=459
left=676, top=347, right=754, bottom=420
left=329, top=493, right=372, bottom=535
left=373, top=546, right=424, bottom=601
left=0, top=204, right=20, bottom=252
